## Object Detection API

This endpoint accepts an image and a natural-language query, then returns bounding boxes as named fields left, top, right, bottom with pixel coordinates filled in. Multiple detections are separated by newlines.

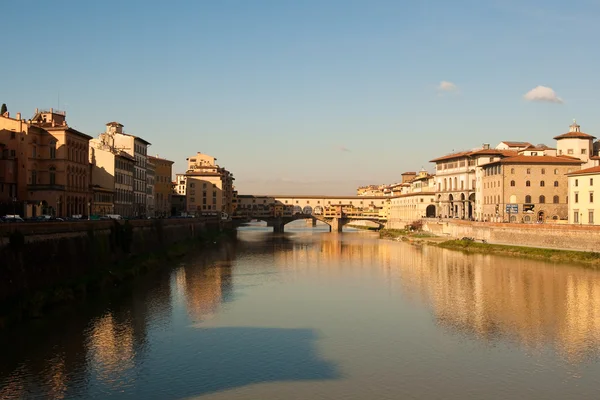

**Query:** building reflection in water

left=264, top=233, right=600, bottom=362
left=86, top=312, right=136, bottom=389
left=173, top=240, right=236, bottom=323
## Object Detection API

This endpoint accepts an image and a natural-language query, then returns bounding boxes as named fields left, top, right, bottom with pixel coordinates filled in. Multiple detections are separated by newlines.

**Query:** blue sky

left=2, top=0, right=600, bottom=194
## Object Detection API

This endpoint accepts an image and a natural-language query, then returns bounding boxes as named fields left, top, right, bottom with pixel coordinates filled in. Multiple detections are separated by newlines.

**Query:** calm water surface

left=2, top=221, right=600, bottom=399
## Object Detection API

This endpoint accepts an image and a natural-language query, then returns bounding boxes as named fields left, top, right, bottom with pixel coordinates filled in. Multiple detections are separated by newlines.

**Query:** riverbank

left=379, top=229, right=600, bottom=267
left=0, top=224, right=235, bottom=328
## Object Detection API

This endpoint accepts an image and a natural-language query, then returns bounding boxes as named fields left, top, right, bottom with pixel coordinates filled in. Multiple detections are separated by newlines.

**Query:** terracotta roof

left=499, top=141, right=532, bottom=147
left=431, top=148, right=517, bottom=162
left=470, top=149, right=517, bottom=157
left=566, top=166, right=600, bottom=176
left=487, top=155, right=584, bottom=165
left=429, top=150, right=473, bottom=163
left=401, top=171, right=416, bottom=175
left=553, top=131, right=596, bottom=140
left=148, top=155, right=174, bottom=164
left=519, top=145, right=554, bottom=151
left=590, top=156, right=600, bottom=160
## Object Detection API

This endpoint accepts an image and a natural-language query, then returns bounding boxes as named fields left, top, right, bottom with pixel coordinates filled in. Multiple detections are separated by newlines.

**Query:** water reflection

left=254, top=231, right=600, bottom=363
left=3, top=230, right=600, bottom=399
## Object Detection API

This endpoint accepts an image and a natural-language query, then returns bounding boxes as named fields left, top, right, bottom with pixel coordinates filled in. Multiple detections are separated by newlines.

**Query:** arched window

left=540, top=181, right=545, bottom=187
left=526, top=181, right=531, bottom=187
left=525, top=195, right=532, bottom=203
left=510, top=180, right=515, bottom=186
left=49, top=167, right=56, bottom=185
left=554, top=181, right=559, bottom=187
left=540, top=195, right=545, bottom=203
left=553, top=195, right=559, bottom=204
left=554, top=169, right=558, bottom=174
left=526, top=168, right=531, bottom=174
left=541, top=168, right=545, bottom=174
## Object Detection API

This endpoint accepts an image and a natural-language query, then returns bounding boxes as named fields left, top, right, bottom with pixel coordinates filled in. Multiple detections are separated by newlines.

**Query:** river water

left=2, top=221, right=600, bottom=399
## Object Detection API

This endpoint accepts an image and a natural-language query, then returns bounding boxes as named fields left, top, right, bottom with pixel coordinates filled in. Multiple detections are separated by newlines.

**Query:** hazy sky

left=3, top=0, right=600, bottom=195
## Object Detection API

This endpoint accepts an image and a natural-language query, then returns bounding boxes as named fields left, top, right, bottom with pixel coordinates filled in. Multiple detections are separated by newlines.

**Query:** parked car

left=1, top=215, right=25, bottom=223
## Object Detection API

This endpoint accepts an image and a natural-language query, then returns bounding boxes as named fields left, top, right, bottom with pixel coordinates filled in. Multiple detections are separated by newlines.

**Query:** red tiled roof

left=429, top=150, right=473, bottom=163
left=566, top=165, right=600, bottom=176
left=401, top=171, right=416, bottom=175
left=500, top=141, right=533, bottom=147
left=431, top=148, right=517, bottom=162
left=553, top=131, right=596, bottom=140
left=489, top=155, right=584, bottom=165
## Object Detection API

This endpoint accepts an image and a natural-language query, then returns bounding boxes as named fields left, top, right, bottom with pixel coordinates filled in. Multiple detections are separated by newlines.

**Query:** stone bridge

left=246, top=213, right=386, bottom=233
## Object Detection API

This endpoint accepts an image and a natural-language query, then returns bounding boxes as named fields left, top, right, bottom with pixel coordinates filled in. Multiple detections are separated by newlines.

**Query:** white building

left=567, top=165, right=600, bottom=225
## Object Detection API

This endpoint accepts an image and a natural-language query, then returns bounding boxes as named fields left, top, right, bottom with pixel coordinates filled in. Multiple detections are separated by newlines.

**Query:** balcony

left=27, top=184, right=66, bottom=191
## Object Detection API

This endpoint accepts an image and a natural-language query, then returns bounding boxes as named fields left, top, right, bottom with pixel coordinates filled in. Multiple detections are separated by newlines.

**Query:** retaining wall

left=422, top=219, right=600, bottom=252
left=0, top=219, right=222, bottom=303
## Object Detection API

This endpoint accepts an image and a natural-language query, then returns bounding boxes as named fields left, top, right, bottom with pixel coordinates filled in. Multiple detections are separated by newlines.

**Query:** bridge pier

left=266, top=218, right=286, bottom=233
left=330, top=217, right=345, bottom=233
left=306, top=218, right=317, bottom=227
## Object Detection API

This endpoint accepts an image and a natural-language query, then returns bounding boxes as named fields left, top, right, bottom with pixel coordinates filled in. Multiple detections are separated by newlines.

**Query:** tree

left=0, top=104, right=6, bottom=115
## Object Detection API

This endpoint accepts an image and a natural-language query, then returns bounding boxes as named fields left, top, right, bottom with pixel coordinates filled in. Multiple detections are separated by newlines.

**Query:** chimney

left=35, top=108, right=39, bottom=114
left=16, top=112, right=21, bottom=120
left=483, top=143, right=490, bottom=150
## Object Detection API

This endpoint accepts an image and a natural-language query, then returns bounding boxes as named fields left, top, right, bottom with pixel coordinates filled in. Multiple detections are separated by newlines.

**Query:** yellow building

left=480, top=155, right=582, bottom=222
left=184, top=152, right=234, bottom=216
left=148, top=155, right=174, bottom=217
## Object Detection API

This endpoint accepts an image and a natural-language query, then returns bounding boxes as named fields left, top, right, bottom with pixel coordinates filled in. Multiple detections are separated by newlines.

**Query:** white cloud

left=438, top=81, right=458, bottom=92
left=523, top=86, right=564, bottom=103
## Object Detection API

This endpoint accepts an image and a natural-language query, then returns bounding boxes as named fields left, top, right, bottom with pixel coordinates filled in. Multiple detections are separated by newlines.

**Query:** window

left=553, top=195, right=559, bottom=204
left=32, top=146, right=36, bottom=158
left=541, top=168, right=545, bottom=174
left=554, top=169, right=558, bottom=174
left=591, top=178, right=594, bottom=186
left=554, top=181, right=559, bottom=187
left=10, top=132, right=15, bottom=139
left=511, top=168, right=515, bottom=174
left=568, top=149, right=574, bottom=155
left=575, top=193, right=579, bottom=203
left=31, top=170, right=37, bottom=184
left=559, top=150, right=563, bottom=155
left=526, top=181, right=531, bottom=187
left=575, top=179, right=578, bottom=187
left=540, top=181, right=545, bottom=187
left=49, top=167, right=56, bottom=185
left=526, top=168, right=531, bottom=174
left=49, top=141, right=56, bottom=159
left=582, top=149, right=587, bottom=155
left=590, top=192, right=594, bottom=203
left=510, top=180, right=515, bottom=186
left=574, top=210, right=579, bottom=223
left=539, top=195, right=545, bottom=203
left=525, top=195, right=532, bottom=203
left=590, top=210, right=594, bottom=224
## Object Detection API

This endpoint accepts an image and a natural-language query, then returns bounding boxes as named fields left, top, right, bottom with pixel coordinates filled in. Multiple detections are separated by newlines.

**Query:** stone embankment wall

left=0, top=219, right=221, bottom=303
left=422, top=219, right=600, bottom=252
